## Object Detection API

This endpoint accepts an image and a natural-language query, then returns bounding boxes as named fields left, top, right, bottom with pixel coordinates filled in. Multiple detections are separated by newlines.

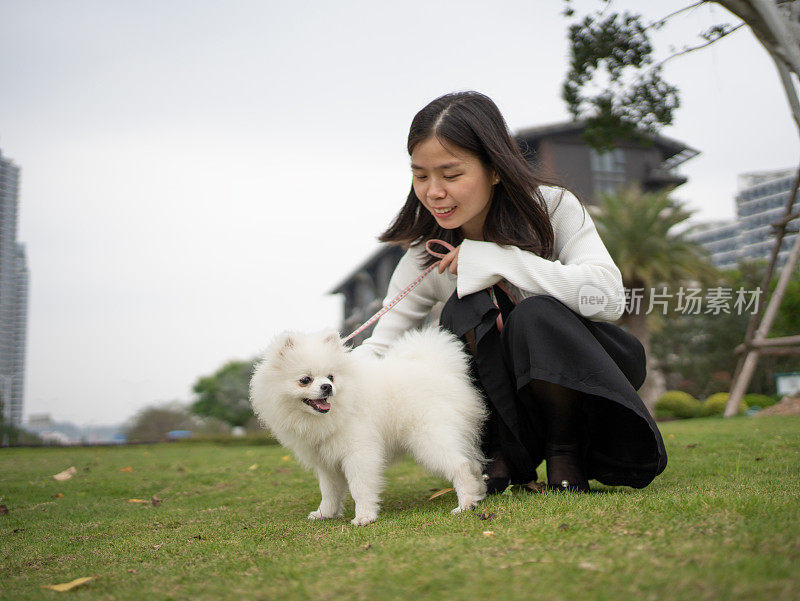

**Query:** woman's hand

left=437, top=244, right=460, bottom=275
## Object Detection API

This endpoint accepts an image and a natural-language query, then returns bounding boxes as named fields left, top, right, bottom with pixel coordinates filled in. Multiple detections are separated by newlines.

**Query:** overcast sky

left=1, top=0, right=797, bottom=426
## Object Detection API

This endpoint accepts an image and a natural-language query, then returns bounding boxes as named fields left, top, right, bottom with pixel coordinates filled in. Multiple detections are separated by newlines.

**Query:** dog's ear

left=275, top=332, right=295, bottom=360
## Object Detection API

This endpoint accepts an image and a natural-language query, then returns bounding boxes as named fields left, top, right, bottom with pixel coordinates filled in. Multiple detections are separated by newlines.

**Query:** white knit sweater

left=352, top=186, right=626, bottom=359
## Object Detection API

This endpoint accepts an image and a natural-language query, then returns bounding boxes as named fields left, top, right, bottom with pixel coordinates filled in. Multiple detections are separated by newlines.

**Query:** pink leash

left=342, top=239, right=515, bottom=343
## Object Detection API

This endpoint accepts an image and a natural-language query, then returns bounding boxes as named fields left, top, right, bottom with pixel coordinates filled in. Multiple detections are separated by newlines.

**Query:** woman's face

left=410, top=136, right=498, bottom=241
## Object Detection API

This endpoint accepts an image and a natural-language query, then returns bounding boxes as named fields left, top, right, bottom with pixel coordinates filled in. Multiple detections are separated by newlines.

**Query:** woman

left=351, top=91, right=667, bottom=493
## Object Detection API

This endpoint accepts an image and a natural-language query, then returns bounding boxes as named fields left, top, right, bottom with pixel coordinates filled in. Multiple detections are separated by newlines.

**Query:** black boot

left=529, top=379, right=590, bottom=493
left=484, top=448, right=511, bottom=495
left=544, top=443, right=589, bottom=492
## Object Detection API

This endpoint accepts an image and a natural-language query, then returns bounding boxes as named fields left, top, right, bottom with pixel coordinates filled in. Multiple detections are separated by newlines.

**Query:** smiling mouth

left=303, top=398, right=331, bottom=413
left=432, top=206, right=456, bottom=216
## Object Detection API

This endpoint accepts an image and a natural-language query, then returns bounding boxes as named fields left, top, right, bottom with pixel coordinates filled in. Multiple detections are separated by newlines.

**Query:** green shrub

left=655, top=391, right=702, bottom=419
left=743, top=393, right=777, bottom=409
left=702, top=392, right=728, bottom=416
left=702, top=392, right=745, bottom=416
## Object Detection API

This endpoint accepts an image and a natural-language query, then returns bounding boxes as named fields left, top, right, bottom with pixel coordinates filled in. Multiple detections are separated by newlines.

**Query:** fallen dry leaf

left=498, top=558, right=554, bottom=569
left=53, top=493, right=64, bottom=499
left=428, top=488, right=454, bottom=500
left=151, top=496, right=163, bottom=507
left=476, top=512, right=495, bottom=521
left=482, top=531, right=494, bottom=537
left=281, top=455, right=291, bottom=461
left=53, top=467, right=77, bottom=481
left=41, top=576, right=94, bottom=592
left=525, top=480, right=547, bottom=493
left=668, top=434, right=675, bottom=439
left=128, top=499, right=147, bottom=504
left=120, top=467, right=134, bottom=473
left=248, top=464, right=258, bottom=470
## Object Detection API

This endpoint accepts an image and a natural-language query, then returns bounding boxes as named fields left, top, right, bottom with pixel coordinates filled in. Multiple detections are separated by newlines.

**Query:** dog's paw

left=308, top=505, right=345, bottom=521
left=451, top=499, right=481, bottom=515
left=350, top=514, right=377, bottom=526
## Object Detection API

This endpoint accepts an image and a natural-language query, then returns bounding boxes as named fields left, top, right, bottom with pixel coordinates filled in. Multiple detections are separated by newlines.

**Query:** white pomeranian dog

left=249, top=325, right=488, bottom=526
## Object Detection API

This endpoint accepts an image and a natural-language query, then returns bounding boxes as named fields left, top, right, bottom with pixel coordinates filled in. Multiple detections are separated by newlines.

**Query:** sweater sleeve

left=456, top=187, right=625, bottom=322
left=351, top=245, right=441, bottom=359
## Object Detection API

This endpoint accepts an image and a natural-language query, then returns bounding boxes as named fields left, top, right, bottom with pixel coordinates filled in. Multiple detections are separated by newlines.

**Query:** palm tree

left=590, top=185, right=721, bottom=413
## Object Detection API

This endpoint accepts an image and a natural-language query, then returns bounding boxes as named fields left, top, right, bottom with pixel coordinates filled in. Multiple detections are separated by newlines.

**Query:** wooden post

left=725, top=226, right=800, bottom=416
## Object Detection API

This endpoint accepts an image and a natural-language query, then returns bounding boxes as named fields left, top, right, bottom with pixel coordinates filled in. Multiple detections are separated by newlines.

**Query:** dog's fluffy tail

left=385, top=325, right=488, bottom=472
left=385, top=325, right=473, bottom=378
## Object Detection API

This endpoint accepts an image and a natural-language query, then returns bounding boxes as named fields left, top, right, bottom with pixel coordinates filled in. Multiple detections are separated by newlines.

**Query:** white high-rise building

left=688, top=168, right=798, bottom=270
left=0, top=148, right=29, bottom=431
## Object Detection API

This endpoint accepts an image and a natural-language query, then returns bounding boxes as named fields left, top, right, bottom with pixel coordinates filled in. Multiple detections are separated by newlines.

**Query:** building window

left=590, top=147, right=627, bottom=197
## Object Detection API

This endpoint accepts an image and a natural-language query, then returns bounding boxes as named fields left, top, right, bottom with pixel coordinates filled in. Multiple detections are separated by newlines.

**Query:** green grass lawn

left=1, top=415, right=798, bottom=601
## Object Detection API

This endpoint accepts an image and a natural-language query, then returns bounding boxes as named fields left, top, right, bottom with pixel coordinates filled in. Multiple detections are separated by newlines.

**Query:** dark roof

left=514, top=120, right=699, bottom=167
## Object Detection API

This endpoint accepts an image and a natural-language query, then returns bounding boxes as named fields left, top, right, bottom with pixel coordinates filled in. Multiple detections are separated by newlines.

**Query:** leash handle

left=341, top=238, right=517, bottom=343
left=342, top=239, right=455, bottom=343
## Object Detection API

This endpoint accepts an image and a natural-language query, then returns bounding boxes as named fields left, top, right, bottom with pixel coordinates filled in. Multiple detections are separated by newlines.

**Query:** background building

left=687, top=168, right=797, bottom=270
left=24, top=413, right=126, bottom=445
left=329, top=121, right=699, bottom=342
left=0, top=147, right=29, bottom=431
left=684, top=220, right=741, bottom=270
left=515, top=121, right=698, bottom=204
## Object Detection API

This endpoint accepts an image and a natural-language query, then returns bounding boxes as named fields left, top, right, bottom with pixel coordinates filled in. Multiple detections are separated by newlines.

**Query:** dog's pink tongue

left=315, top=399, right=331, bottom=411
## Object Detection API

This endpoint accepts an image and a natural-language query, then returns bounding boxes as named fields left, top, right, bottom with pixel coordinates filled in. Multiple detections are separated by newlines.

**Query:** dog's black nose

left=320, top=383, right=332, bottom=395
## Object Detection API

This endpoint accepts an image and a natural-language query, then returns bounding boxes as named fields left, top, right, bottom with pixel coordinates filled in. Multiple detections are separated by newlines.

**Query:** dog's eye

left=299, top=376, right=312, bottom=386
left=327, top=374, right=334, bottom=382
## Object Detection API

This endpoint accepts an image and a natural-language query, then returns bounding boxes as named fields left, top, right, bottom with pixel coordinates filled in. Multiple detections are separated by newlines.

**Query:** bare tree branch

left=654, top=22, right=746, bottom=69
left=624, top=21, right=746, bottom=88
left=649, top=1, right=707, bottom=30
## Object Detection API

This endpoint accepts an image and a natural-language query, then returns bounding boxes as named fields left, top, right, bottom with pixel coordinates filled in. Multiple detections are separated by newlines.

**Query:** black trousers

left=439, top=289, right=668, bottom=488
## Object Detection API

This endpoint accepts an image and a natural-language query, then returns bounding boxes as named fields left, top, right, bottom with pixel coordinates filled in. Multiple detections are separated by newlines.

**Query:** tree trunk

left=713, top=0, right=800, bottom=132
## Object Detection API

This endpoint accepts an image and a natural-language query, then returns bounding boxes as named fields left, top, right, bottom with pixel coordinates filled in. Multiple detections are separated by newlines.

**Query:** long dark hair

left=378, top=91, right=574, bottom=268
